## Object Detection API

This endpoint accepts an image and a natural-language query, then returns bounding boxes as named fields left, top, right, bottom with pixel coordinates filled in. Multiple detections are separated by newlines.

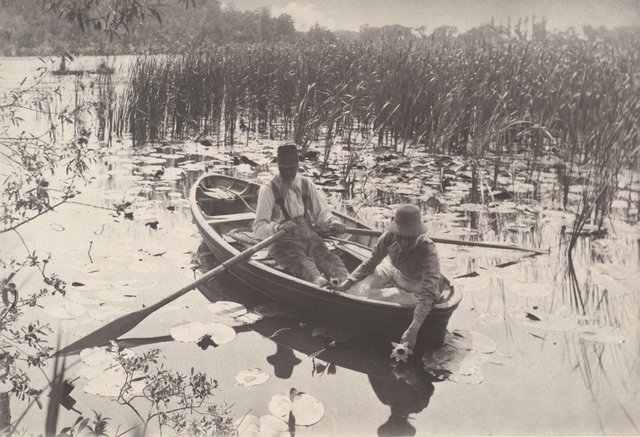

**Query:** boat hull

left=190, top=173, right=461, bottom=348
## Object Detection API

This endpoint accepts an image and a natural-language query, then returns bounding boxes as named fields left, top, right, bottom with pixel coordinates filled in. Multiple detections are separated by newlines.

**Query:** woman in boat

left=253, top=144, right=350, bottom=287
left=336, top=205, right=442, bottom=352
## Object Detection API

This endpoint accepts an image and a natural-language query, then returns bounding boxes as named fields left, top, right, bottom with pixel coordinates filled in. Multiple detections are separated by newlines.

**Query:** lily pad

left=268, top=390, right=325, bottom=426
left=579, top=328, right=627, bottom=344
left=83, top=368, right=128, bottom=397
left=44, top=301, right=85, bottom=319
left=235, top=415, right=288, bottom=437
left=70, top=279, right=112, bottom=291
left=78, top=347, right=137, bottom=380
left=72, top=263, right=106, bottom=274
left=449, top=372, right=484, bottom=384
left=235, top=368, right=270, bottom=387
left=170, top=322, right=236, bottom=345
left=423, top=345, right=488, bottom=384
left=235, top=312, right=264, bottom=325
left=128, top=260, right=161, bottom=273
left=252, top=303, right=287, bottom=317
left=207, top=301, right=248, bottom=323
left=89, top=305, right=129, bottom=322
left=66, top=292, right=101, bottom=305
left=112, top=279, right=159, bottom=290
left=80, top=347, right=116, bottom=367
left=96, top=289, right=137, bottom=303
left=477, top=312, right=504, bottom=326
left=517, top=311, right=582, bottom=332
left=446, top=330, right=496, bottom=354
left=511, top=282, right=553, bottom=298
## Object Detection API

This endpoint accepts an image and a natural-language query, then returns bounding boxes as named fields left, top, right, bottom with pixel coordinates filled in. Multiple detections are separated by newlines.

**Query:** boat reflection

left=369, top=365, right=435, bottom=437
left=196, top=245, right=438, bottom=436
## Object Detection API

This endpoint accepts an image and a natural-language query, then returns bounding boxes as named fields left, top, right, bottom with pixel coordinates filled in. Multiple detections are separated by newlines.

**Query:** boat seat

left=205, top=212, right=256, bottom=224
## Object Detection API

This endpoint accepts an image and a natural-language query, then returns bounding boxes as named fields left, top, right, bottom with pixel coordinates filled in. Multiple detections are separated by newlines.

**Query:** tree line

left=3, top=0, right=639, bottom=58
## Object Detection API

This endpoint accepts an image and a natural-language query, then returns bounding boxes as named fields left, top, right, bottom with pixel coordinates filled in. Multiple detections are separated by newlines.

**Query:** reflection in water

left=370, top=363, right=435, bottom=437
left=266, top=344, right=302, bottom=379
left=196, top=243, right=439, bottom=436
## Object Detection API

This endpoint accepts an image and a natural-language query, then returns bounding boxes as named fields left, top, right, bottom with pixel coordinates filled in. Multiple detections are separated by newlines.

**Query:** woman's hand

left=400, top=325, right=419, bottom=352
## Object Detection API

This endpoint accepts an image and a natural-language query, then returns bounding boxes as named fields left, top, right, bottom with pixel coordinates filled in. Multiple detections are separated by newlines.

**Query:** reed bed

left=117, top=30, right=640, bottom=210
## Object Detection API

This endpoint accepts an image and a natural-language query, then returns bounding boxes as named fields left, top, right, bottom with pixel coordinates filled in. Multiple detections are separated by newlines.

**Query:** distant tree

left=430, top=25, right=457, bottom=40
left=306, top=23, right=336, bottom=43
left=360, top=24, right=414, bottom=40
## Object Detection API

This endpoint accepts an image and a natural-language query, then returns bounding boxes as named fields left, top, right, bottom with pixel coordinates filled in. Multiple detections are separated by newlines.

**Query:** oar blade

left=55, top=307, right=154, bottom=356
left=54, top=230, right=287, bottom=356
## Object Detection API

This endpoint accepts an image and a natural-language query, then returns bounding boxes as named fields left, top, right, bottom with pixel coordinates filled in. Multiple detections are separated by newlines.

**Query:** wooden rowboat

left=189, top=173, right=462, bottom=347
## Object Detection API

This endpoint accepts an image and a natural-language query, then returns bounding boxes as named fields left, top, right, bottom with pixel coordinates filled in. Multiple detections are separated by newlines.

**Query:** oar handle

left=343, top=227, right=547, bottom=255
left=144, top=230, right=287, bottom=314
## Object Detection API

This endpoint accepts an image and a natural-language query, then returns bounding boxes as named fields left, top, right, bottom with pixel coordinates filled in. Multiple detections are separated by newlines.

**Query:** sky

left=224, top=0, right=640, bottom=32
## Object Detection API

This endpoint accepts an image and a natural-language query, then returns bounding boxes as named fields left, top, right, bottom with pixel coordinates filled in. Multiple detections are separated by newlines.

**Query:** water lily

left=390, top=342, right=412, bottom=362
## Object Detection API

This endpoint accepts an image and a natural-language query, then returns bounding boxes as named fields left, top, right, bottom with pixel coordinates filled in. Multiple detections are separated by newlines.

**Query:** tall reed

left=116, top=30, right=640, bottom=206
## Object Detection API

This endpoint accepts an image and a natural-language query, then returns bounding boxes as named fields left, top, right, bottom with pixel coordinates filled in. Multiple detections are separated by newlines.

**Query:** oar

left=55, top=230, right=287, bottom=356
left=343, top=227, right=548, bottom=255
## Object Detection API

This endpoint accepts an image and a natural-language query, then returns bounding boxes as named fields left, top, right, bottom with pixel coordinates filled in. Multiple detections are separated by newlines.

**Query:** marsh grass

left=116, top=31, right=639, bottom=199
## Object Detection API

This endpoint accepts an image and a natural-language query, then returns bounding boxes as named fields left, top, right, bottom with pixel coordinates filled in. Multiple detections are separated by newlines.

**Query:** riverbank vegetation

left=119, top=28, right=640, bottom=227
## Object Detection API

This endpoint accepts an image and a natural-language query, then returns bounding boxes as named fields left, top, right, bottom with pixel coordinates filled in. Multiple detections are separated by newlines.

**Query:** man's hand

left=335, top=278, right=354, bottom=292
left=330, top=221, right=346, bottom=234
left=277, top=221, right=297, bottom=233
left=401, top=325, right=419, bottom=352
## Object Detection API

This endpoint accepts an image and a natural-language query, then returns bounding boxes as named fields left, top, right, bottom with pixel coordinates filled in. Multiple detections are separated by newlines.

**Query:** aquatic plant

left=118, top=29, right=640, bottom=212
left=0, top=61, right=103, bottom=434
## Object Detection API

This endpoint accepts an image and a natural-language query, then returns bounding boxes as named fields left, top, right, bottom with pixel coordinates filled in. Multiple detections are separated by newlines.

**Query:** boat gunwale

left=190, top=173, right=462, bottom=313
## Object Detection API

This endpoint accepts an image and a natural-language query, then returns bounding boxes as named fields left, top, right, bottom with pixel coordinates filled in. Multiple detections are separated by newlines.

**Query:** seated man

left=336, top=205, right=441, bottom=351
left=253, top=144, right=349, bottom=287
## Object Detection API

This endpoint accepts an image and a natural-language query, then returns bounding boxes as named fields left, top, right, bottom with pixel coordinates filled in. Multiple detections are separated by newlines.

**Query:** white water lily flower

left=390, top=342, right=411, bottom=362
left=235, top=368, right=270, bottom=387
left=268, top=390, right=325, bottom=426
